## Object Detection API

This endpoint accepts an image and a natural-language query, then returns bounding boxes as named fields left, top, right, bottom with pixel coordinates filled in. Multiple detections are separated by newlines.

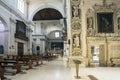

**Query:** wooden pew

left=6, top=55, right=33, bottom=70
left=42, top=53, right=58, bottom=61
left=0, top=66, right=5, bottom=80
left=16, top=57, right=33, bottom=69
left=0, top=60, right=22, bottom=74
left=0, top=56, right=21, bottom=79
left=30, top=55, right=43, bottom=66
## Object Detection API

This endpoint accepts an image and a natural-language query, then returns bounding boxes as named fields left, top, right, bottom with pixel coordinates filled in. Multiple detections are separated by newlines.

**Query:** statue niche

left=86, top=8, right=95, bottom=36
left=87, top=17, right=93, bottom=29
left=73, top=34, right=80, bottom=48
left=86, top=8, right=94, bottom=29
left=72, top=5, right=80, bottom=18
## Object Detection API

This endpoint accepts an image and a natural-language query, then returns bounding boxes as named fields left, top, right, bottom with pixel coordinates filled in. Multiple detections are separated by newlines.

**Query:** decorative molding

left=71, top=0, right=81, bottom=4
left=93, top=2, right=117, bottom=12
left=10, top=17, right=16, bottom=24
left=0, top=0, right=26, bottom=21
left=71, top=0, right=82, bottom=57
left=71, top=21, right=81, bottom=31
left=72, top=49, right=82, bottom=56
left=87, top=37, right=120, bottom=42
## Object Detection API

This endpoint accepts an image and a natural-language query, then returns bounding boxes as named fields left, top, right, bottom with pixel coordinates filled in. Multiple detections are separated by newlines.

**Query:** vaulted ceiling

left=33, top=8, right=63, bottom=21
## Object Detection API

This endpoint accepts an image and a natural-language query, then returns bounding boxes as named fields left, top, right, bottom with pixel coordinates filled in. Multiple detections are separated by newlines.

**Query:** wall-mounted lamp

left=9, top=45, right=14, bottom=49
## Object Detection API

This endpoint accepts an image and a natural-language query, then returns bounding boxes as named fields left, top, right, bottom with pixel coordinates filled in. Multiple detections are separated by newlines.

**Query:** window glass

left=18, top=0, right=25, bottom=13
left=55, top=32, right=60, bottom=38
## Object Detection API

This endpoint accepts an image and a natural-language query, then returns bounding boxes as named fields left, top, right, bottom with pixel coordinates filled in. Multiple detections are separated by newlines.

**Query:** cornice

left=0, top=0, right=26, bottom=21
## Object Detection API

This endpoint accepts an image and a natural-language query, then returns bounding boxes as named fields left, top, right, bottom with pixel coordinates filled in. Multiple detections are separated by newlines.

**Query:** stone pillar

left=69, top=0, right=86, bottom=67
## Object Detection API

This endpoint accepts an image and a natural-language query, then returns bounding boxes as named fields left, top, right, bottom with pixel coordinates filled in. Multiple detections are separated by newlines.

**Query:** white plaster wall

left=33, top=20, right=63, bottom=36
left=1, top=0, right=27, bottom=19
left=34, top=21, right=42, bottom=35
left=0, top=11, right=9, bottom=56
left=48, top=31, right=62, bottom=39
left=45, top=20, right=63, bottom=36
left=0, top=0, right=33, bottom=56
left=1, top=0, right=18, bottom=8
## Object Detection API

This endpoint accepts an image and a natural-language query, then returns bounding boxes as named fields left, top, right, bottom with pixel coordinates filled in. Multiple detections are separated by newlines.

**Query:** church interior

left=0, top=0, right=120, bottom=80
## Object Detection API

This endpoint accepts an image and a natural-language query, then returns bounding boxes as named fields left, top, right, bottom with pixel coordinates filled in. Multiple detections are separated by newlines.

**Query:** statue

left=73, top=35, right=80, bottom=47
left=87, top=17, right=93, bottom=28
left=73, top=5, right=79, bottom=17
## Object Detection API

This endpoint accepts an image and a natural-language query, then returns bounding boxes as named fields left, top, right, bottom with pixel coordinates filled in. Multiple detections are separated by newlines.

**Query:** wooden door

left=18, top=42, right=24, bottom=56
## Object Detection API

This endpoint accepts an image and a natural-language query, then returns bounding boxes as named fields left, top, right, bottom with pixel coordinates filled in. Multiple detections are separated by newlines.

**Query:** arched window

left=18, top=0, right=25, bottom=13
left=55, top=32, right=60, bottom=38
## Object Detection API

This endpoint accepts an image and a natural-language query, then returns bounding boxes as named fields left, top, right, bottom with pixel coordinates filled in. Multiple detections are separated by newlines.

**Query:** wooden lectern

left=73, top=60, right=81, bottom=79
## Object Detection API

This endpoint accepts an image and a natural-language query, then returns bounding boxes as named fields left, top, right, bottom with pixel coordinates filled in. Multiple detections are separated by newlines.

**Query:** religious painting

left=97, top=13, right=114, bottom=33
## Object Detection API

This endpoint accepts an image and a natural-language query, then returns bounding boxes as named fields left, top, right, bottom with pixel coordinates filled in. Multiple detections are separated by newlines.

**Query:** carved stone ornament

left=87, top=29, right=95, bottom=37
left=86, top=9, right=94, bottom=29
left=72, top=51, right=82, bottom=56
left=71, top=4, right=81, bottom=19
left=72, top=0, right=80, bottom=1
left=72, top=21, right=81, bottom=31
left=116, top=8, right=120, bottom=17
left=93, top=1, right=117, bottom=12
left=72, top=49, right=82, bottom=56
left=71, top=0, right=81, bottom=4
left=86, top=8, right=94, bottom=18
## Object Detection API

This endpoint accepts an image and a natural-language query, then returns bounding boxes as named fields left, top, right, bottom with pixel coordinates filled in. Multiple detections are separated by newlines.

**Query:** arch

left=0, top=16, right=9, bottom=30
left=0, top=15, right=9, bottom=55
left=29, top=4, right=64, bottom=21
left=33, top=8, right=63, bottom=20
left=36, top=46, right=40, bottom=50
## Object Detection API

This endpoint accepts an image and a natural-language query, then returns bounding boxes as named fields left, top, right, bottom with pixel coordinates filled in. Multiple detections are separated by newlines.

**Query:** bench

left=16, top=58, right=33, bottom=69
left=0, top=60, right=22, bottom=74
left=31, top=55, right=43, bottom=66
left=0, top=66, right=5, bottom=80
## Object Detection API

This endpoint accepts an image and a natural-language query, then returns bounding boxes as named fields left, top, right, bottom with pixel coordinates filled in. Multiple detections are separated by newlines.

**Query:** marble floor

left=5, top=57, right=120, bottom=80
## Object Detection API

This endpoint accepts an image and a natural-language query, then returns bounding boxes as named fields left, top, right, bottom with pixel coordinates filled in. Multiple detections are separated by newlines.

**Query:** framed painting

left=97, top=13, right=114, bottom=33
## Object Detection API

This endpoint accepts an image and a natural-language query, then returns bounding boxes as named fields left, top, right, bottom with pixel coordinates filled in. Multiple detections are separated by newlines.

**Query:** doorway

left=36, top=46, right=40, bottom=55
left=18, top=42, right=24, bottom=56
left=90, top=44, right=106, bottom=67
left=91, top=45, right=100, bottom=67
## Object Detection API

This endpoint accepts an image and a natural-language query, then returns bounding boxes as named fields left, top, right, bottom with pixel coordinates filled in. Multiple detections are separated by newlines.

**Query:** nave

left=5, top=57, right=120, bottom=80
